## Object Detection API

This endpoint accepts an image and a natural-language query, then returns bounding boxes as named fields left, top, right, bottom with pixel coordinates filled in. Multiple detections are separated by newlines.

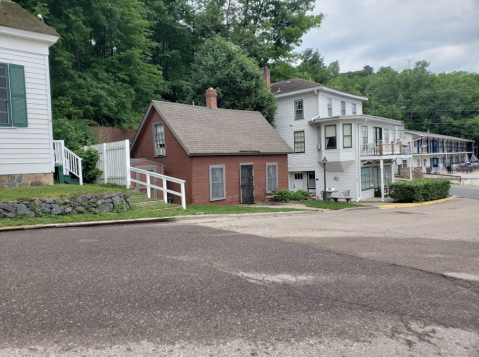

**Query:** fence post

left=379, top=140, right=383, bottom=156
left=102, top=143, right=108, bottom=184
left=124, top=140, right=131, bottom=188
left=162, top=176, right=167, bottom=203
left=391, top=141, right=394, bottom=155
left=78, top=157, right=83, bottom=185
left=180, top=181, right=186, bottom=209
left=146, top=173, right=151, bottom=198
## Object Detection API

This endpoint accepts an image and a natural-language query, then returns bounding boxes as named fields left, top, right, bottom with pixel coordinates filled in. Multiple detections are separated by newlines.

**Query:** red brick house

left=130, top=88, right=293, bottom=205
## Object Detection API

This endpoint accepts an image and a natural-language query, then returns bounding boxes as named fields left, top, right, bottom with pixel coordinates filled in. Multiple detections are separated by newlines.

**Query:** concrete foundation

left=0, top=173, right=54, bottom=188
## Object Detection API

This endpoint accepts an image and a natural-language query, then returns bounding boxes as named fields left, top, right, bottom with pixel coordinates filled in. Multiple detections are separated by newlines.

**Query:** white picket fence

left=129, top=167, right=186, bottom=209
left=84, top=140, right=131, bottom=186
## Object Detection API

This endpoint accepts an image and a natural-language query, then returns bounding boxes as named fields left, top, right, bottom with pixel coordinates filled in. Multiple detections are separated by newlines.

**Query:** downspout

left=356, top=118, right=368, bottom=202
left=310, top=89, right=321, bottom=122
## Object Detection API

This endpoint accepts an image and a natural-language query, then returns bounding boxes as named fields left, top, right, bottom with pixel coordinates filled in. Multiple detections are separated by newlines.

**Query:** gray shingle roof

left=271, top=78, right=321, bottom=95
left=0, top=1, right=59, bottom=37
left=271, top=77, right=368, bottom=99
left=406, top=130, right=474, bottom=142
left=151, top=101, right=293, bottom=155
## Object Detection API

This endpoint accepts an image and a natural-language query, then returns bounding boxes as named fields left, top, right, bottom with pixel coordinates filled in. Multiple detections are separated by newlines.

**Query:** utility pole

left=405, top=59, right=413, bottom=69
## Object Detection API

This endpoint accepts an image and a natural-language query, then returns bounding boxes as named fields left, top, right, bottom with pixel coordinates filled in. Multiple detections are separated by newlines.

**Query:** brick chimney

left=263, top=66, right=271, bottom=89
left=205, top=87, right=217, bottom=109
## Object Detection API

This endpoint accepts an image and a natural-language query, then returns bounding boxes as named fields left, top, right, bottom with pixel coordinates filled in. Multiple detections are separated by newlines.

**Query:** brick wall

left=191, top=155, right=288, bottom=205
left=131, top=110, right=193, bottom=204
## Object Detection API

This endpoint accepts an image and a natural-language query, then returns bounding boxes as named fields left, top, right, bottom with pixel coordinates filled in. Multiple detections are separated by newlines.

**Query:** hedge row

left=389, top=179, right=451, bottom=203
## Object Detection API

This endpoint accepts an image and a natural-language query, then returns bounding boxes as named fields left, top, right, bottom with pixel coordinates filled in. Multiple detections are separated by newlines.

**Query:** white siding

left=275, top=92, right=319, bottom=173
left=0, top=34, right=54, bottom=175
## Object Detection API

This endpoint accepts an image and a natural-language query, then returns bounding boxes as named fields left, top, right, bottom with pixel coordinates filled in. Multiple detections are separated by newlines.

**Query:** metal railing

left=53, top=140, right=83, bottom=185
left=129, top=167, right=186, bottom=209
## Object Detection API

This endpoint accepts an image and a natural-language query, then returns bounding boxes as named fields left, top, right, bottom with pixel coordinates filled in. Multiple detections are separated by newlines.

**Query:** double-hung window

left=209, top=165, right=226, bottom=201
left=0, top=63, right=27, bottom=127
left=153, top=122, right=166, bottom=156
left=294, top=99, right=304, bottom=120
left=266, top=163, right=278, bottom=193
left=327, top=98, right=332, bottom=116
left=343, top=124, right=352, bottom=148
left=362, top=126, right=368, bottom=146
left=341, top=101, right=346, bottom=115
left=384, top=129, right=390, bottom=144
left=325, top=125, right=336, bottom=149
left=361, top=167, right=373, bottom=190
left=352, top=103, right=357, bottom=115
left=294, top=131, right=305, bottom=153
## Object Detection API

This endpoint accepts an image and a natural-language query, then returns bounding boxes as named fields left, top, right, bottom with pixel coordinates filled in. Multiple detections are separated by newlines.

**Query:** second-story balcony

left=360, top=142, right=410, bottom=157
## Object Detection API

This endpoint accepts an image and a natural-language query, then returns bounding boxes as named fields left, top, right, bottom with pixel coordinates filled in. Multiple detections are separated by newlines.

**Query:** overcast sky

left=299, top=0, right=479, bottom=74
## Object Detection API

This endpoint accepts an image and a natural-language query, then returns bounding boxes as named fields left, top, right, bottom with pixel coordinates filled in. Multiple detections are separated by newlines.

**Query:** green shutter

left=9, top=64, right=28, bottom=127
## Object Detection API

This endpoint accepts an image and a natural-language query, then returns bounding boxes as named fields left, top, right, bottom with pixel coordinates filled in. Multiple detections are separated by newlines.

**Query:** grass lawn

left=0, top=183, right=141, bottom=201
left=296, top=200, right=363, bottom=210
left=0, top=204, right=306, bottom=228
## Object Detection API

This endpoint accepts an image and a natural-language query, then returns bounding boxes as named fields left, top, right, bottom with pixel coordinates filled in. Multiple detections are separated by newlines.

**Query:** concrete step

left=131, top=200, right=165, bottom=207
left=128, top=194, right=148, bottom=199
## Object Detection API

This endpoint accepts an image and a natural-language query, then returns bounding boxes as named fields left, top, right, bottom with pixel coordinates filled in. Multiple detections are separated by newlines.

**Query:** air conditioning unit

left=155, top=149, right=166, bottom=156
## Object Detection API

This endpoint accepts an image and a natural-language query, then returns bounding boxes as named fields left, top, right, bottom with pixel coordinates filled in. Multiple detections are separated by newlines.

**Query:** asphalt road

left=451, top=185, right=479, bottom=200
left=1, top=198, right=479, bottom=356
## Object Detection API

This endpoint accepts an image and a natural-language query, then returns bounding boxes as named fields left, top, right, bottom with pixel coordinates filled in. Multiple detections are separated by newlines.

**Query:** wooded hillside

left=17, top=0, right=479, bottom=152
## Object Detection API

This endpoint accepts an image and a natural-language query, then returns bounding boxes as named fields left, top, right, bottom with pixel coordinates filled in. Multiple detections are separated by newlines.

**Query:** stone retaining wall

left=0, top=173, right=54, bottom=188
left=0, top=192, right=130, bottom=219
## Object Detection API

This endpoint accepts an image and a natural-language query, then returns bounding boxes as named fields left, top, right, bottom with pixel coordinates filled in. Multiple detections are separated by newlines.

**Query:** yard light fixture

left=322, top=157, right=328, bottom=202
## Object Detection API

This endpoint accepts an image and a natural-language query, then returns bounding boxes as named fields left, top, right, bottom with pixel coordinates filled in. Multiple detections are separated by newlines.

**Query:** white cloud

left=299, top=0, right=479, bottom=73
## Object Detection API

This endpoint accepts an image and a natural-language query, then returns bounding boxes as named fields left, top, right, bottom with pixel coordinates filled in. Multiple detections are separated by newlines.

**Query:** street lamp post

left=322, top=157, right=328, bottom=202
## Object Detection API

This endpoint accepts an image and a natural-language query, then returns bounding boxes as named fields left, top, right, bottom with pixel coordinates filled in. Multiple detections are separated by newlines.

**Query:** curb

left=0, top=210, right=319, bottom=232
left=378, top=196, right=456, bottom=209
left=0, top=217, right=175, bottom=232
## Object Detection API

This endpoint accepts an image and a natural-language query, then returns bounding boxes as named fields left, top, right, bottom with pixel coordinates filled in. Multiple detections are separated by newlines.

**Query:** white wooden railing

left=129, top=167, right=186, bottom=209
left=53, top=140, right=83, bottom=185
left=360, top=142, right=407, bottom=156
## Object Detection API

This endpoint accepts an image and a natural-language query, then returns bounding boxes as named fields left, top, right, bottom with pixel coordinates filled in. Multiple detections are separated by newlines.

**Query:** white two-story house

left=271, top=78, right=413, bottom=201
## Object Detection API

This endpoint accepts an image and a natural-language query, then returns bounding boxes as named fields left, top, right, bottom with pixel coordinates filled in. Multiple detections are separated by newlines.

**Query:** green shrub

left=292, top=190, right=309, bottom=201
left=76, top=148, right=103, bottom=184
left=272, top=189, right=294, bottom=202
left=389, top=179, right=450, bottom=203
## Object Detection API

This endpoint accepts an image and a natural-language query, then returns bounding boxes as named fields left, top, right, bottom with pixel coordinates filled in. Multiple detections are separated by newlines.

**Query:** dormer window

left=327, top=98, right=332, bottom=116
left=153, top=122, right=166, bottom=156
left=341, top=101, right=346, bottom=115
left=294, top=99, right=304, bottom=120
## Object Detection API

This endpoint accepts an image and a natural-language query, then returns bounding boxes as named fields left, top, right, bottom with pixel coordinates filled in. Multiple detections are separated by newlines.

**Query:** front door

left=374, top=127, right=383, bottom=144
left=293, top=173, right=305, bottom=191
left=240, top=164, right=254, bottom=204
left=307, top=172, right=316, bottom=193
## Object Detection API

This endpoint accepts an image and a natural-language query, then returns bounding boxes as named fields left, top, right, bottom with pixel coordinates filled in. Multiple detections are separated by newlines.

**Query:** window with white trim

left=294, top=131, right=305, bottom=153
left=352, top=103, right=357, bottom=115
left=362, top=126, right=368, bottom=146
left=341, top=101, right=346, bottom=115
left=361, top=167, right=373, bottom=190
left=266, top=163, right=278, bottom=193
left=153, top=123, right=166, bottom=156
left=209, top=165, right=226, bottom=201
left=327, top=98, right=332, bottom=116
left=325, top=125, right=336, bottom=149
left=294, top=99, right=304, bottom=120
left=343, top=123, right=352, bottom=148
left=384, top=129, right=390, bottom=144
left=0, top=63, right=27, bottom=127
